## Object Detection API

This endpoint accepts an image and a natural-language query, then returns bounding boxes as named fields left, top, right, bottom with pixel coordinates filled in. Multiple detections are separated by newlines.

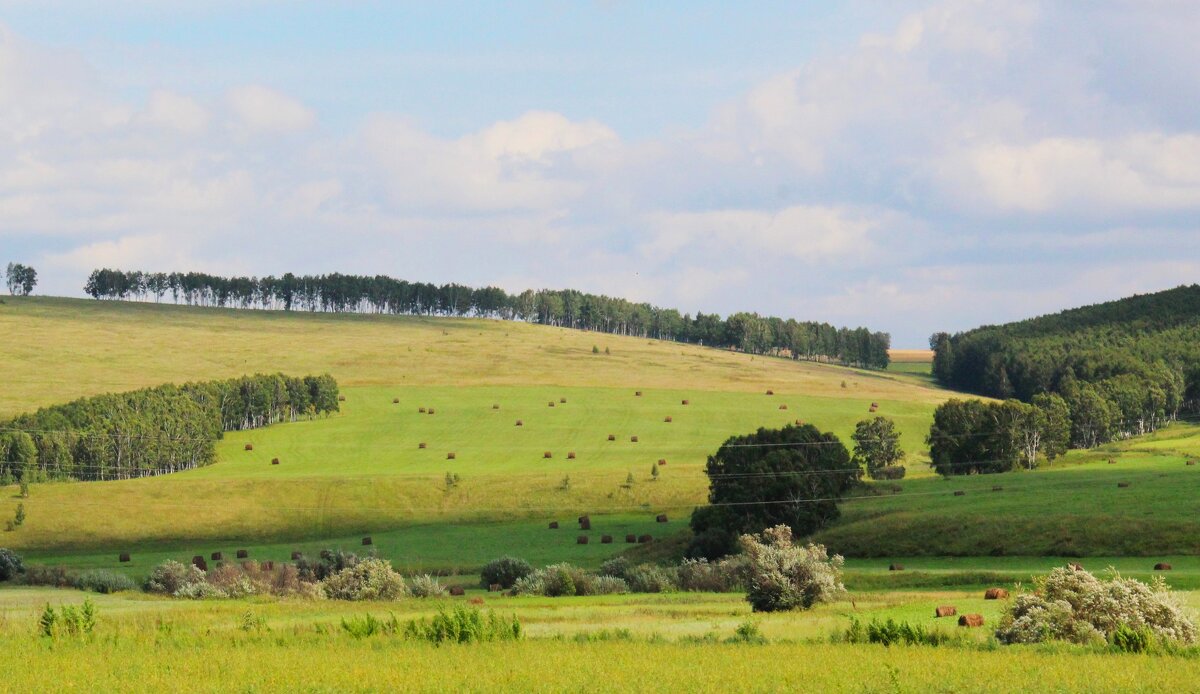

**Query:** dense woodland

left=928, top=286, right=1200, bottom=469
left=83, top=268, right=890, bottom=368
left=0, top=373, right=339, bottom=483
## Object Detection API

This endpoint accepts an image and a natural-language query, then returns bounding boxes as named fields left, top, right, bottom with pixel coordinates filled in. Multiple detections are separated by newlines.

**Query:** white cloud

left=141, top=89, right=209, bottom=135
left=226, top=85, right=315, bottom=133
left=643, top=206, right=879, bottom=262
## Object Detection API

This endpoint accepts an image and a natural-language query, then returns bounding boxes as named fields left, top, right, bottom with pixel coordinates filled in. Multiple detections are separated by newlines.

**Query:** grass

left=1, top=585, right=1199, bottom=692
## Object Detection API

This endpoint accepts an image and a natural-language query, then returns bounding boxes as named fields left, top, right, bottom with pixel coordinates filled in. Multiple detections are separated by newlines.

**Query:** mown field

left=1, top=584, right=1199, bottom=693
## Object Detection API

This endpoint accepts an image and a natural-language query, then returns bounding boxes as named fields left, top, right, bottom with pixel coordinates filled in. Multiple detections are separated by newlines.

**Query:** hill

left=0, top=296, right=946, bottom=570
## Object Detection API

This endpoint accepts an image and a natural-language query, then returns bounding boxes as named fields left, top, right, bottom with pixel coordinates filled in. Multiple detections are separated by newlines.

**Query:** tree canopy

left=5, top=263, right=37, bottom=296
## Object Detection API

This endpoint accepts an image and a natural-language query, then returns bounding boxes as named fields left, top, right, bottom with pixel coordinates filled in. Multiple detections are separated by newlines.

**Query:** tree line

left=83, top=268, right=891, bottom=368
left=928, top=286, right=1200, bottom=459
left=0, top=373, right=339, bottom=483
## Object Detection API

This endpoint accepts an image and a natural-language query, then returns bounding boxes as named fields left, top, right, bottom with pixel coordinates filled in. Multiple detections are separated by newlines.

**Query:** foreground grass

left=0, top=587, right=1198, bottom=692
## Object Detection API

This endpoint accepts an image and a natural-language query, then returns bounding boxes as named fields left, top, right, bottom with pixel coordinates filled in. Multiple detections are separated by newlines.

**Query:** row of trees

left=0, top=373, right=339, bottom=483
left=83, top=268, right=891, bottom=368
left=5, top=263, right=37, bottom=296
left=927, top=397, right=1072, bottom=476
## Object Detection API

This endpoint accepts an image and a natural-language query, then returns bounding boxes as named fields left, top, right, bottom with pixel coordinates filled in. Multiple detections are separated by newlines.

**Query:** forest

left=0, top=373, right=339, bottom=483
left=82, top=268, right=890, bottom=368
left=928, top=285, right=1200, bottom=457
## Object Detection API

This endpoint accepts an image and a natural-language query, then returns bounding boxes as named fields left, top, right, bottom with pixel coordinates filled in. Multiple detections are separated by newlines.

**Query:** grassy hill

left=0, top=296, right=946, bottom=568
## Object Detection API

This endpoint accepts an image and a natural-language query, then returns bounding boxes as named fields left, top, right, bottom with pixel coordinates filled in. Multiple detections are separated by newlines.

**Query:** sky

left=2, top=1, right=1199, bottom=347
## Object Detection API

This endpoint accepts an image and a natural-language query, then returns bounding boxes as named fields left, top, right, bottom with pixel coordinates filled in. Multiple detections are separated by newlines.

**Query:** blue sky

left=2, top=1, right=1199, bottom=346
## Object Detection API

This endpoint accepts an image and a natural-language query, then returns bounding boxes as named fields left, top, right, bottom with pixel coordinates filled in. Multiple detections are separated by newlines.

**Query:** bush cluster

left=479, top=556, right=533, bottom=589
left=739, top=525, right=845, bottom=613
left=995, top=566, right=1197, bottom=646
left=319, top=558, right=408, bottom=601
left=0, top=548, right=24, bottom=581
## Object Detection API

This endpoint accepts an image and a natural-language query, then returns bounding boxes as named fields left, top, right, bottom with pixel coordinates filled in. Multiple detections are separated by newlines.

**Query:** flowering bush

left=996, top=566, right=1197, bottom=646
left=144, top=560, right=205, bottom=595
left=408, top=574, right=449, bottom=598
left=320, top=558, right=408, bottom=601
left=739, top=525, right=845, bottom=612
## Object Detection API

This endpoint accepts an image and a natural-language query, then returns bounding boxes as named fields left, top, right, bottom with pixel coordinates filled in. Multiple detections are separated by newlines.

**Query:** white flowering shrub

left=408, top=574, right=449, bottom=598
left=996, top=567, right=1197, bottom=645
left=739, top=525, right=845, bottom=612
left=320, top=558, right=408, bottom=601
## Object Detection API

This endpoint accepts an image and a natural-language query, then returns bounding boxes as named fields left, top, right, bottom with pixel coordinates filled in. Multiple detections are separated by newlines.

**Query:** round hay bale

left=492, top=404, right=500, bottom=410
left=935, top=606, right=957, bottom=618
left=630, top=435, right=639, bottom=443
left=548, top=521, right=559, bottom=529
left=419, top=407, right=426, bottom=413
left=1117, top=482, right=1130, bottom=488
left=338, top=395, right=346, bottom=402
left=681, top=399, right=689, bottom=405
left=567, top=451, right=576, bottom=460
left=192, top=556, right=207, bottom=571
left=635, top=391, right=643, bottom=397
left=244, top=443, right=253, bottom=451
left=607, top=434, right=616, bottom=441
left=656, top=514, right=668, bottom=523
left=577, top=535, right=589, bottom=545
left=449, top=586, right=466, bottom=596
left=291, top=551, right=302, bottom=560
left=871, top=402, right=879, bottom=408
left=637, top=534, right=652, bottom=544
left=779, top=404, right=788, bottom=410
left=427, top=408, right=435, bottom=415
left=664, top=416, right=673, bottom=423
left=548, top=401, right=555, bottom=407
left=1108, top=458, right=1117, bottom=464
left=235, top=549, right=249, bottom=559
left=362, top=537, right=373, bottom=546
left=392, top=398, right=399, bottom=404
left=580, top=519, right=591, bottom=530
left=625, top=534, right=637, bottom=543
left=543, top=451, right=553, bottom=459
left=447, top=452, right=456, bottom=460
left=795, top=419, right=804, bottom=425
left=578, top=515, right=589, bottom=524
left=1155, top=563, right=1173, bottom=571
left=560, top=397, right=567, bottom=404
left=271, top=457, right=280, bottom=465
left=418, top=442, right=427, bottom=449
left=958, top=614, right=984, bottom=628
left=601, top=535, right=613, bottom=544
left=953, top=490, right=965, bottom=496
left=658, top=459, right=666, bottom=466
left=984, top=588, right=1009, bottom=600
left=1188, top=460, right=1196, bottom=466
left=765, top=390, right=774, bottom=395
left=515, top=420, right=523, bottom=426
left=888, top=563, right=904, bottom=571
left=211, top=552, right=223, bottom=561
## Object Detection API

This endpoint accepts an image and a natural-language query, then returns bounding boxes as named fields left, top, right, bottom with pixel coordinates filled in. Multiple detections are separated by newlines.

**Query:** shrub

left=403, top=606, right=521, bottom=644
left=175, top=581, right=228, bottom=599
left=598, top=557, right=630, bottom=580
left=1111, top=623, right=1154, bottom=653
left=296, top=549, right=361, bottom=583
left=677, top=557, right=744, bottom=593
left=0, top=548, right=23, bottom=581
left=844, top=618, right=953, bottom=647
left=409, top=574, right=449, bottom=598
left=872, top=465, right=907, bottom=480
left=541, top=564, right=578, bottom=597
left=740, top=525, right=846, bottom=612
left=623, top=564, right=678, bottom=593
left=320, top=558, right=408, bottom=601
left=144, top=560, right=206, bottom=595
left=588, top=575, right=630, bottom=595
left=729, top=620, right=767, bottom=644
left=75, top=569, right=136, bottom=594
left=206, top=563, right=260, bottom=598
left=995, top=567, right=1197, bottom=646
left=22, top=565, right=74, bottom=588
left=480, top=556, right=533, bottom=589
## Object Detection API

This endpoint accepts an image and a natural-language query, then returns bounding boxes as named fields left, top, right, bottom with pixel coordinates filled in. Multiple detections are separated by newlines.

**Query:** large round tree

left=687, top=423, right=858, bottom=559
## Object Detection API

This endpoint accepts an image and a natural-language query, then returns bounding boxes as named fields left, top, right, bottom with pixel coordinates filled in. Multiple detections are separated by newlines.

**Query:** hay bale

left=607, top=434, right=616, bottom=441
left=392, top=398, right=399, bottom=404
left=953, top=490, right=965, bottom=496
left=637, top=534, right=652, bottom=544
left=560, top=397, right=567, bottom=404
left=516, top=420, right=524, bottom=426
left=1188, top=460, right=1196, bottom=466
left=630, top=435, right=639, bottom=443
left=656, top=514, right=668, bottom=523
left=567, top=452, right=576, bottom=460
left=449, top=586, right=465, bottom=596
left=447, top=452, right=456, bottom=460
left=548, top=401, right=556, bottom=407
left=635, top=391, right=643, bottom=397
left=418, top=442, right=427, bottom=449
left=601, top=535, right=613, bottom=544
left=658, top=459, right=666, bottom=466
left=427, top=408, right=435, bottom=415
left=958, top=614, right=984, bottom=627
left=580, top=519, right=591, bottom=531
left=578, top=515, right=589, bottom=524
left=244, top=443, right=253, bottom=451
left=419, top=407, right=426, bottom=413
left=984, top=588, right=1009, bottom=600
left=681, top=399, right=689, bottom=405
left=625, top=534, right=637, bottom=543
left=779, top=404, right=788, bottom=410
left=1107, top=458, right=1117, bottom=464
left=664, top=416, right=673, bottom=423
left=338, top=395, right=346, bottom=402
left=362, top=537, right=373, bottom=546
left=548, top=521, right=559, bottom=529
left=765, top=390, right=774, bottom=395
left=888, top=563, right=904, bottom=571
left=212, top=552, right=223, bottom=561
left=271, top=457, right=280, bottom=465
left=935, top=606, right=957, bottom=618
left=869, top=405, right=877, bottom=412
left=291, top=551, right=302, bottom=560
left=192, top=556, right=207, bottom=571
left=1117, top=482, right=1130, bottom=488
left=544, top=451, right=553, bottom=459
left=1068, top=562, right=1084, bottom=571
left=1155, top=563, right=1173, bottom=571
left=236, top=549, right=249, bottom=559
left=871, top=402, right=879, bottom=408
left=492, top=404, right=500, bottom=410
left=577, top=535, right=589, bottom=545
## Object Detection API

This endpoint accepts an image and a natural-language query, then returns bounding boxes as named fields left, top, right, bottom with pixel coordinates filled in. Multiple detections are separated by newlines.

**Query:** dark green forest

left=929, top=285, right=1200, bottom=456
left=82, top=268, right=890, bottom=369
left=0, top=373, right=339, bottom=483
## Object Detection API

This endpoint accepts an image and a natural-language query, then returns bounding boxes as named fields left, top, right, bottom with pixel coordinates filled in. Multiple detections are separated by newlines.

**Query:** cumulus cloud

left=226, top=85, right=315, bottom=133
